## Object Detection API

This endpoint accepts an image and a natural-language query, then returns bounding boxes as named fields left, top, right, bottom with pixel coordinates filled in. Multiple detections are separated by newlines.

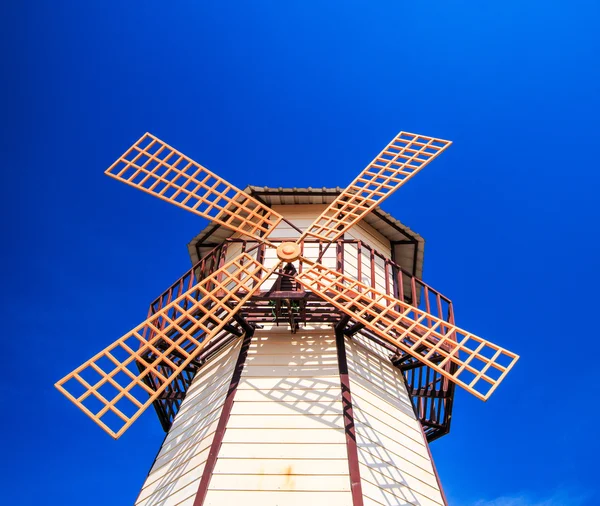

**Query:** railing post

left=357, top=241, right=362, bottom=292
left=337, top=240, right=344, bottom=275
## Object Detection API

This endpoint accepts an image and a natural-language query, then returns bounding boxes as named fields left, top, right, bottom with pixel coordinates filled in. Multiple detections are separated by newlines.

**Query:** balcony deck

left=142, top=239, right=456, bottom=442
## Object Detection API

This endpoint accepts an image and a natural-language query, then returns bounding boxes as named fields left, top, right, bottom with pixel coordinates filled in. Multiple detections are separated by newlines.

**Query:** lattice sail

left=106, top=133, right=283, bottom=243
left=299, top=132, right=452, bottom=243
left=296, top=263, right=519, bottom=400
left=55, top=253, right=280, bottom=439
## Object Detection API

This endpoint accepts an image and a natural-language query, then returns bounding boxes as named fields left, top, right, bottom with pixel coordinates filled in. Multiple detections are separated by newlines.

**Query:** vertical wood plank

left=193, top=331, right=253, bottom=506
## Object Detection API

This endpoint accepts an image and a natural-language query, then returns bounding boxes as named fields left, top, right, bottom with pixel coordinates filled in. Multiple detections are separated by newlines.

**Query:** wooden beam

left=335, top=329, right=364, bottom=506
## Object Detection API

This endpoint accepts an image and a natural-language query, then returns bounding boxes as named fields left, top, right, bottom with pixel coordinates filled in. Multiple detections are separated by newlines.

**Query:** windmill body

left=136, top=193, right=446, bottom=506
left=56, top=132, right=518, bottom=506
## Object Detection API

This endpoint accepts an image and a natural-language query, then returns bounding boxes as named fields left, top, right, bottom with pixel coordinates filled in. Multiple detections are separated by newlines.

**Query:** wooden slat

left=138, top=479, right=198, bottom=506
left=222, top=428, right=346, bottom=444
left=157, top=409, right=221, bottom=460
left=226, top=414, right=343, bottom=430
left=297, top=132, right=451, bottom=243
left=241, top=365, right=340, bottom=378
left=230, top=400, right=343, bottom=416
left=236, top=376, right=340, bottom=391
left=105, top=133, right=283, bottom=243
left=55, top=253, right=280, bottom=438
left=141, top=446, right=210, bottom=499
left=356, top=442, right=438, bottom=490
left=216, top=442, right=348, bottom=459
left=296, top=264, right=519, bottom=400
left=212, top=458, right=350, bottom=476
left=207, top=474, right=351, bottom=492
left=234, top=387, right=341, bottom=403
left=359, top=473, right=442, bottom=506
left=203, top=490, right=352, bottom=506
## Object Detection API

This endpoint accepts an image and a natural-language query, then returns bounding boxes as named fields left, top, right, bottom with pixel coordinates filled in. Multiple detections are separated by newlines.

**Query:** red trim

left=335, top=330, right=364, bottom=506
left=192, top=331, right=253, bottom=506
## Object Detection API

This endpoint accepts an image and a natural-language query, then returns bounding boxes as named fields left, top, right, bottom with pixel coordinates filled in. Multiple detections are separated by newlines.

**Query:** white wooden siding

left=204, top=491, right=352, bottom=506
left=134, top=339, right=241, bottom=506
left=270, top=204, right=327, bottom=239
left=203, top=331, right=352, bottom=505
left=346, top=334, right=445, bottom=506
left=346, top=221, right=392, bottom=259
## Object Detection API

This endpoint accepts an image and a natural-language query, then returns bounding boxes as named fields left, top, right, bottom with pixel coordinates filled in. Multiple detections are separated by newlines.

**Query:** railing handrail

left=148, top=237, right=453, bottom=317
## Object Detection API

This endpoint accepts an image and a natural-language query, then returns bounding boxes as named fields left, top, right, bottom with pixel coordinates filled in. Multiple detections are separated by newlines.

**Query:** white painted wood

left=152, top=416, right=218, bottom=471
left=137, top=479, right=198, bottom=506
left=270, top=204, right=328, bottom=237
left=136, top=202, right=449, bottom=505
left=258, top=321, right=334, bottom=332
left=134, top=339, right=240, bottom=506
left=351, top=390, right=424, bottom=442
left=203, top=490, right=352, bottom=506
left=227, top=413, right=344, bottom=430
left=349, top=380, right=414, bottom=416
left=355, top=419, right=432, bottom=469
left=245, top=353, right=339, bottom=366
left=360, top=476, right=442, bottom=506
left=205, top=330, right=351, bottom=498
left=346, top=334, right=445, bottom=506
left=168, top=377, right=231, bottom=427
left=241, top=365, right=339, bottom=378
left=208, top=474, right=350, bottom=492
left=222, top=427, right=346, bottom=444
left=359, top=460, right=442, bottom=503
left=249, top=338, right=336, bottom=354
left=346, top=348, right=412, bottom=404
left=217, top=441, right=348, bottom=460
left=248, top=343, right=338, bottom=354
left=212, top=458, right=349, bottom=476
left=346, top=221, right=392, bottom=259
left=143, top=446, right=210, bottom=495
left=137, top=452, right=208, bottom=505
left=234, top=386, right=341, bottom=403
left=236, top=376, right=340, bottom=391
left=357, top=445, right=439, bottom=490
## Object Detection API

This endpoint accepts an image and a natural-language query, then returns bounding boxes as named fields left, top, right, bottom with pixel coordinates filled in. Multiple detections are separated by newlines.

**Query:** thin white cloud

left=471, top=489, right=591, bottom=506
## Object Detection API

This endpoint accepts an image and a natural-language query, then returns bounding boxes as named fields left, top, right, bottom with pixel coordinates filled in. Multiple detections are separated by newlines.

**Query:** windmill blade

left=56, top=253, right=281, bottom=439
left=295, top=263, right=519, bottom=401
left=106, top=133, right=283, bottom=243
left=297, top=132, right=451, bottom=243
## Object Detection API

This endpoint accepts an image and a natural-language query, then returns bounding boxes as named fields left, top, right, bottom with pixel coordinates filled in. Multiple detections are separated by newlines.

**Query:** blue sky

left=3, top=1, right=599, bottom=505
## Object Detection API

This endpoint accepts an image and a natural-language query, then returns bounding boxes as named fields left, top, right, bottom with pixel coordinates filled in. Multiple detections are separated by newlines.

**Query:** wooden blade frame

left=55, top=253, right=280, bottom=439
left=295, top=263, right=519, bottom=400
left=298, top=132, right=452, bottom=243
left=105, top=133, right=283, bottom=243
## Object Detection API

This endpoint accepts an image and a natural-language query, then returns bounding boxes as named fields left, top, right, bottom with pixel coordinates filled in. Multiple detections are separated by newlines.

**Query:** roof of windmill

left=187, top=186, right=425, bottom=278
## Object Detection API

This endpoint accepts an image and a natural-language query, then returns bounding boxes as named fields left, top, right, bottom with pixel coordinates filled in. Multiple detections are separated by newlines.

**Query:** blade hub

left=277, top=242, right=301, bottom=262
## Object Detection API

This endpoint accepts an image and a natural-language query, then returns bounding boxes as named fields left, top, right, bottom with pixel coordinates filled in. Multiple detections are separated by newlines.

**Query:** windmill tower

left=56, top=132, right=519, bottom=506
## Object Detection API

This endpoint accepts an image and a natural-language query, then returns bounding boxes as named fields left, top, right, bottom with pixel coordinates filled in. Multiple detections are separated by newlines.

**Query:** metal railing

left=147, top=238, right=454, bottom=320
left=144, top=237, right=456, bottom=440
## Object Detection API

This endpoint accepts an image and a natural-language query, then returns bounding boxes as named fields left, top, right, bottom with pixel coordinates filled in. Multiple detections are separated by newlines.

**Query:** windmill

left=56, top=132, right=519, bottom=506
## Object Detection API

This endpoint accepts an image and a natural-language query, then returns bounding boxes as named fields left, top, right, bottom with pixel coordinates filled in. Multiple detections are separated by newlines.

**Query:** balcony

left=142, top=238, right=456, bottom=441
